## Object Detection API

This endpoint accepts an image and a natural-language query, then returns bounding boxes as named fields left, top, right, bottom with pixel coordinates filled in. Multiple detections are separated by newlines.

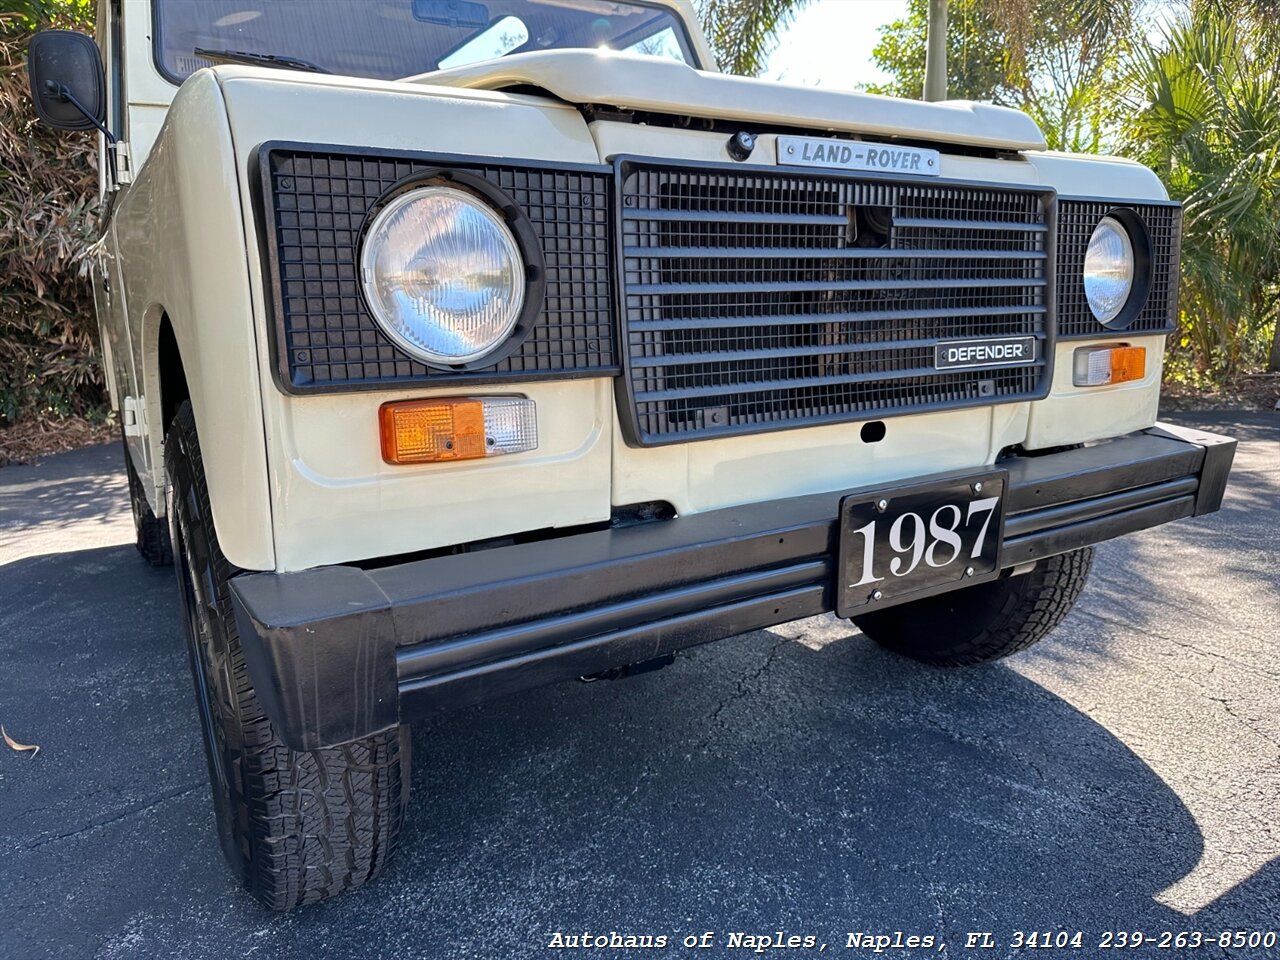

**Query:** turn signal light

left=379, top=397, right=537, bottom=465
left=1072, top=345, right=1146, bottom=387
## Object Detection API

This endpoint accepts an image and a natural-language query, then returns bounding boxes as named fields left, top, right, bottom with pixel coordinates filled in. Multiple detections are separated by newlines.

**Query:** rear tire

left=123, top=427, right=172, bottom=567
left=166, top=401, right=409, bottom=910
left=852, top=547, right=1094, bottom=666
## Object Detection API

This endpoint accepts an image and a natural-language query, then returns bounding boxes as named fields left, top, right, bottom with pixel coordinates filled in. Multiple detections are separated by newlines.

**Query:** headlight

left=1083, top=215, right=1135, bottom=326
left=360, top=186, right=525, bottom=365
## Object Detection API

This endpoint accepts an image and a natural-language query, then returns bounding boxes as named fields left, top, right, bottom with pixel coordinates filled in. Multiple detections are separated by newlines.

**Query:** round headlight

left=360, top=186, right=525, bottom=365
left=1083, top=215, right=1135, bottom=326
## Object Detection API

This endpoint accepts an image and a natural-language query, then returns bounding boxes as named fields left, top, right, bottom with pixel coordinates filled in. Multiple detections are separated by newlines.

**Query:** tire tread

left=166, top=402, right=405, bottom=910
left=853, top=547, right=1094, bottom=667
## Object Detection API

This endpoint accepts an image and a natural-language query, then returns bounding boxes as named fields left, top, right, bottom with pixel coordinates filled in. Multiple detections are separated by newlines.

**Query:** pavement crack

left=1203, top=692, right=1280, bottom=755
left=1075, top=608, right=1280, bottom=680
left=21, top=781, right=205, bottom=852
left=696, top=636, right=790, bottom=751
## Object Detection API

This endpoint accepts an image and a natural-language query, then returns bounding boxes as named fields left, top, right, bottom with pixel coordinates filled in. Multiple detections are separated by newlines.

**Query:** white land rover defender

left=28, top=0, right=1235, bottom=910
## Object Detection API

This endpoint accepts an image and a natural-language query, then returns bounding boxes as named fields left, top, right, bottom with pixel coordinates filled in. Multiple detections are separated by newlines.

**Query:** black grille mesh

left=261, top=147, right=615, bottom=392
left=1057, top=199, right=1181, bottom=338
left=618, top=161, right=1054, bottom=444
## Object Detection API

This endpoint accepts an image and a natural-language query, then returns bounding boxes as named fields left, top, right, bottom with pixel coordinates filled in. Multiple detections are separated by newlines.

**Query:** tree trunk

left=1269, top=317, right=1280, bottom=372
left=924, top=0, right=948, bottom=101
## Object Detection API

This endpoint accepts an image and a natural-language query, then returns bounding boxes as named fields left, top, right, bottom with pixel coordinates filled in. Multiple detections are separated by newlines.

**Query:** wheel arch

left=138, top=295, right=275, bottom=572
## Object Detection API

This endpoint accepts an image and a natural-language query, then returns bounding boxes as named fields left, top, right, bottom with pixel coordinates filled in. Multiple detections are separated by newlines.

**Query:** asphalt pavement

left=0, top=412, right=1276, bottom=960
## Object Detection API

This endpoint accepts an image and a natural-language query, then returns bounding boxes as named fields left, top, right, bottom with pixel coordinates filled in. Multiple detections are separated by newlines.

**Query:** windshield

left=153, top=0, right=698, bottom=84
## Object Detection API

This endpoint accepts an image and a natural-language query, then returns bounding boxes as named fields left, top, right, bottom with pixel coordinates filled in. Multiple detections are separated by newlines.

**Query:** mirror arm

left=45, top=80, right=114, bottom=143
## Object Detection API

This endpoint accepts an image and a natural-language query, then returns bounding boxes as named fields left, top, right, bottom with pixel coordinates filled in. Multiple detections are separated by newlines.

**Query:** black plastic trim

left=254, top=141, right=616, bottom=396
left=610, top=155, right=1058, bottom=446
left=229, top=422, right=1235, bottom=747
left=1056, top=195, right=1182, bottom=341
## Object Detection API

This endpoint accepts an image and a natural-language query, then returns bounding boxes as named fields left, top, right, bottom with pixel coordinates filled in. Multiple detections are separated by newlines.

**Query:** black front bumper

left=231, top=422, right=1235, bottom=750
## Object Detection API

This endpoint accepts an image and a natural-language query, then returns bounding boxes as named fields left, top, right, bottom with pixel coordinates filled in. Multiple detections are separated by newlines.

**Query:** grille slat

left=625, top=246, right=1048, bottom=261
left=894, top=217, right=1049, bottom=233
left=630, top=304, right=1047, bottom=331
left=627, top=277, right=1048, bottom=295
left=623, top=208, right=850, bottom=225
left=617, top=159, right=1054, bottom=445
left=635, top=361, right=1050, bottom=400
left=635, top=335, right=1044, bottom=367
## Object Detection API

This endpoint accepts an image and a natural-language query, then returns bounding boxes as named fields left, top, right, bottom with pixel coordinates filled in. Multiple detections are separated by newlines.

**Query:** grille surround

left=615, top=157, right=1057, bottom=446
left=1056, top=197, right=1181, bottom=340
left=257, top=143, right=616, bottom=394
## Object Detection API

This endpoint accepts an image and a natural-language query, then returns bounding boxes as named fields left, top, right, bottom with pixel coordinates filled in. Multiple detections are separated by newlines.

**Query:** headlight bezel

left=357, top=170, right=545, bottom=372
left=1083, top=208, right=1153, bottom=331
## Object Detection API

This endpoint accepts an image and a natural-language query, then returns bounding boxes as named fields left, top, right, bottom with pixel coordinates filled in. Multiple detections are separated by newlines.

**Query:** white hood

left=406, top=50, right=1046, bottom=153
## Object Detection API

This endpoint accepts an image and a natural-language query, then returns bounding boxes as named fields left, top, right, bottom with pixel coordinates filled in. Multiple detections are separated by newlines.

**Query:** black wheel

left=123, top=427, right=172, bottom=566
left=165, top=401, right=409, bottom=910
left=852, top=547, right=1094, bottom=666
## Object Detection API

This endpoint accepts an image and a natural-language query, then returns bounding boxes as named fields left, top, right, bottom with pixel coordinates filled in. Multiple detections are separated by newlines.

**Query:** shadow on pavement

left=0, top=539, right=1256, bottom=959
left=1, top=414, right=1275, bottom=958
left=0, top=443, right=126, bottom=532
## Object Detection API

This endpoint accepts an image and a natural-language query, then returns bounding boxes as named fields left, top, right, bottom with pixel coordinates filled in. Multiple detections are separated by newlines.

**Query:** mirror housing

left=27, top=30, right=106, bottom=132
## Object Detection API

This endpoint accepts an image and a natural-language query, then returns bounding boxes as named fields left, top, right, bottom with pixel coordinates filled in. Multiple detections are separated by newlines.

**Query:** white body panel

left=408, top=49, right=1047, bottom=151
left=98, top=1, right=1172, bottom=573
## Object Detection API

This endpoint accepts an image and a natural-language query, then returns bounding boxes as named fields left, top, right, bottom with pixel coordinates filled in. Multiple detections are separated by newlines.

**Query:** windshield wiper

left=194, top=47, right=331, bottom=74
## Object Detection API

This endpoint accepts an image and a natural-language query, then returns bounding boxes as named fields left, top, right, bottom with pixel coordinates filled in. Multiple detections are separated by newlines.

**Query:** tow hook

left=579, top=654, right=676, bottom=683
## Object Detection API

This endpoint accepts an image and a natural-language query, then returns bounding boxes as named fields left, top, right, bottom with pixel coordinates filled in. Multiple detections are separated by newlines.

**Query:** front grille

left=259, top=146, right=616, bottom=393
left=617, top=159, right=1054, bottom=445
left=1057, top=198, right=1181, bottom=339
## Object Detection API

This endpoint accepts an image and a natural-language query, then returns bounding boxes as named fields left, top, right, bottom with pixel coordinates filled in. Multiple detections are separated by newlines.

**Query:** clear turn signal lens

left=379, top=397, right=537, bottom=464
left=1072, top=346, right=1146, bottom=387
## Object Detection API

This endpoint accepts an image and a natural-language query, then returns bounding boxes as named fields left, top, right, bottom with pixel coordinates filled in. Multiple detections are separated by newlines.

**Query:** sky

left=765, top=0, right=909, bottom=91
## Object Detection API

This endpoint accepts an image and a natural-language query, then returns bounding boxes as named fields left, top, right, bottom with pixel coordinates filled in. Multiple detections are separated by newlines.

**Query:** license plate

left=776, top=135, right=941, bottom=176
left=835, top=473, right=1006, bottom=616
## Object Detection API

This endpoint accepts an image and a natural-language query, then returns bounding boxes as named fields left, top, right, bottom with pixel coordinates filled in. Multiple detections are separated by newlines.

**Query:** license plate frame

left=835, top=472, right=1007, bottom=617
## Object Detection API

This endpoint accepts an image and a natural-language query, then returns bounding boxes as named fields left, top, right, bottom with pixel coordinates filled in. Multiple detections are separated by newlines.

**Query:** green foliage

left=0, top=2, right=102, bottom=425
left=869, top=0, right=1138, bottom=152
left=0, top=0, right=92, bottom=32
left=867, top=0, right=1007, bottom=104
left=1122, top=3, right=1280, bottom=375
left=871, top=0, right=1280, bottom=380
left=695, top=0, right=813, bottom=76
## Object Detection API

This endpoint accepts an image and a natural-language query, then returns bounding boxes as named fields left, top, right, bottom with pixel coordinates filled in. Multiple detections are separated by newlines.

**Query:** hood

left=404, top=51, right=1046, bottom=153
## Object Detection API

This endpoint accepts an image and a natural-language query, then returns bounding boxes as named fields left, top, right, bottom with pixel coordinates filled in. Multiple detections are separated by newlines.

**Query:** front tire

left=166, top=401, right=409, bottom=910
left=852, top=547, right=1094, bottom=666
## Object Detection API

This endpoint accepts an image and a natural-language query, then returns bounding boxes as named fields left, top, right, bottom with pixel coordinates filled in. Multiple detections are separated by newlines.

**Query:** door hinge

left=112, top=141, right=133, bottom=185
left=122, top=395, right=145, bottom=437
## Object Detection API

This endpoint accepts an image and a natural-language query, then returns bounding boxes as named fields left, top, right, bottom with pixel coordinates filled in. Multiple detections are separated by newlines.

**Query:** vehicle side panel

left=113, top=70, right=275, bottom=569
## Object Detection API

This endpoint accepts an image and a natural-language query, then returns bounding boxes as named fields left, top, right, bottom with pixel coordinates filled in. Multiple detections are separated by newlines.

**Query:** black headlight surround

left=356, top=168, right=548, bottom=374
left=1056, top=196, right=1181, bottom=340
left=256, top=142, right=617, bottom=396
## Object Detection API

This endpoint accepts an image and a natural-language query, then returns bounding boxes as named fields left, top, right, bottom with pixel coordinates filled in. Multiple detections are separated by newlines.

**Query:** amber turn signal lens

left=1072, top=345, right=1146, bottom=387
left=1108, top=346, right=1146, bottom=384
left=379, top=397, right=537, bottom=465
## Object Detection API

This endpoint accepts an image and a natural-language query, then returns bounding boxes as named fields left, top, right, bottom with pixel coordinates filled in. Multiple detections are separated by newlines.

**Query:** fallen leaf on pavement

left=2, top=725, right=40, bottom=758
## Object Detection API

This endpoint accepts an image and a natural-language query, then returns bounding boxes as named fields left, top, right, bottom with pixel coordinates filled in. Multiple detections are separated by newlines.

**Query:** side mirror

left=27, top=30, right=106, bottom=132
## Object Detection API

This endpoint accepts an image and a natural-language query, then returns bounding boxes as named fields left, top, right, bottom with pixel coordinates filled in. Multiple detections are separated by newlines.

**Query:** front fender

left=114, top=70, right=274, bottom=571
